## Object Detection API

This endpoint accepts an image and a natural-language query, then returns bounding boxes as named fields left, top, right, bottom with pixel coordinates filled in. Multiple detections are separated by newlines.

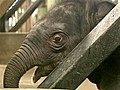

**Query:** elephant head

left=4, top=0, right=115, bottom=88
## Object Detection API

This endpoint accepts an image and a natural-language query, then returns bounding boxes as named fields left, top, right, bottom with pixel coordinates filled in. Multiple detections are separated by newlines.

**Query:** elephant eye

left=53, top=34, right=63, bottom=43
left=48, top=32, right=67, bottom=50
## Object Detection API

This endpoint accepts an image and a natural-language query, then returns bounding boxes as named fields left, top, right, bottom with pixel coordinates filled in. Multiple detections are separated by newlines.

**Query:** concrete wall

left=0, top=33, right=27, bottom=64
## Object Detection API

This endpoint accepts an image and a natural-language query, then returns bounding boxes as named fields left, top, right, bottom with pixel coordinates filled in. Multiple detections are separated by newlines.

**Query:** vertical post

left=0, top=15, right=5, bottom=32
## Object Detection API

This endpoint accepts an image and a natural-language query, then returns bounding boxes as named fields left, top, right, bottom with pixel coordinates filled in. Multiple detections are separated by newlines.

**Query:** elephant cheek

left=3, top=42, right=42, bottom=88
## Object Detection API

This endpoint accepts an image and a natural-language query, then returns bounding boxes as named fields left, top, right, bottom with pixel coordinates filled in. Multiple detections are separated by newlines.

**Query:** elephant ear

left=95, top=1, right=115, bottom=23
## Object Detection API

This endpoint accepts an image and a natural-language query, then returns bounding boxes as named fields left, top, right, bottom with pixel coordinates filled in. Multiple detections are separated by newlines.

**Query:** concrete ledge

left=0, top=33, right=27, bottom=64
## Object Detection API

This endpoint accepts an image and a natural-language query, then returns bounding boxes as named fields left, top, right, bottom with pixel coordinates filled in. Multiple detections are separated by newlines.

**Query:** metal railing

left=0, top=0, right=45, bottom=32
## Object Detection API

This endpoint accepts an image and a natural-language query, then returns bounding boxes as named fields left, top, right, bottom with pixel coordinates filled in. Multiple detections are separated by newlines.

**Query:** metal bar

left=9, top=0, right=44, bottom=32
left=5, top=0, right=25, bottom=20
left=0, top=15, right=5, bottom=32
left=0, top=0, right=16, bottom=18
left=39, top=3, right=120, bottom=89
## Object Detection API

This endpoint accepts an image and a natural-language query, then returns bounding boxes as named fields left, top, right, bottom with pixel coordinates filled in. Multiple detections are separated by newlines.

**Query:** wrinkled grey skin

left=4, top=0, right=116, bottom=89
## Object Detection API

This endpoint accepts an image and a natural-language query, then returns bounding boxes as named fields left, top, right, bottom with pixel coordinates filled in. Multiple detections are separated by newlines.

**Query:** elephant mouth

left=33, top=63, right=58, bottom=83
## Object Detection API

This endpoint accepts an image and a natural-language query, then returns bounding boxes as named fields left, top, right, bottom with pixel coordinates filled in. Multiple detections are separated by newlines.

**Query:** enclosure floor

left=0, top=65, right=98, bottom=90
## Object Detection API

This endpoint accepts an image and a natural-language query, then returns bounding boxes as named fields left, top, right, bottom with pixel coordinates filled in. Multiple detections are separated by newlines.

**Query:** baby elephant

left=4, top=0, right=117, bottom=90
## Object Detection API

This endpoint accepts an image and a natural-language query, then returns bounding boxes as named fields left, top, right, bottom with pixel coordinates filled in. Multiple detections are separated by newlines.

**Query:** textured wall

left=0, top=33, right=27, bottom=64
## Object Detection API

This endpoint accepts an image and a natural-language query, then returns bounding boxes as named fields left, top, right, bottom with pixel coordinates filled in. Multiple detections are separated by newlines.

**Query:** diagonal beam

left=5, top=0, right=25, bottom=20
left=39, top=3, right=120, bottom=89
left=0, top=0, right=16, bottom=18
left=9, top=0, right=44, bottom=32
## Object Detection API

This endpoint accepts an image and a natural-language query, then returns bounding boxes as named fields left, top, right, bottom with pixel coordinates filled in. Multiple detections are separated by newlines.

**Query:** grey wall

left=0, top=33, right=27, bottom=64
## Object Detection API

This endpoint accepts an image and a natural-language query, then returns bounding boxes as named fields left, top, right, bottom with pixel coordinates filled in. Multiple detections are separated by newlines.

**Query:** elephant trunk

left=4, top=38, right=42, bottom=88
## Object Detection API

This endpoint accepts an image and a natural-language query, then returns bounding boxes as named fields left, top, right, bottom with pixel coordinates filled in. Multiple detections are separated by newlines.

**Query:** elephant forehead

left=51, top=23, right=66, bottom=30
